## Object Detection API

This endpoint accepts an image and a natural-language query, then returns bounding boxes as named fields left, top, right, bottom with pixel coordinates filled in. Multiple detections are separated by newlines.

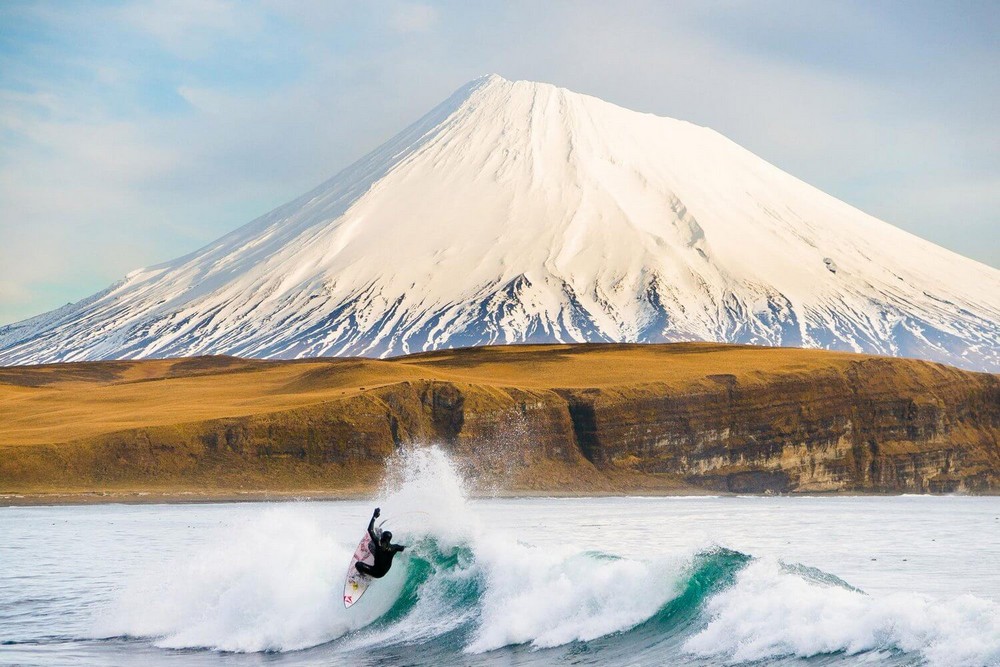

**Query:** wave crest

left=95, top=448, right=1000, bottom=666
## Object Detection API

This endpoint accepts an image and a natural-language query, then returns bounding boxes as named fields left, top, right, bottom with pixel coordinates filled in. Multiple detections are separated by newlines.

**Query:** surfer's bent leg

left=356, top=561, right=380, bottom=577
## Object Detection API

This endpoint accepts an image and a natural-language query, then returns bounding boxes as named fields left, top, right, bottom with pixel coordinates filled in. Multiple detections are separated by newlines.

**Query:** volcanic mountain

left=1, top=75, right=998, bottom=369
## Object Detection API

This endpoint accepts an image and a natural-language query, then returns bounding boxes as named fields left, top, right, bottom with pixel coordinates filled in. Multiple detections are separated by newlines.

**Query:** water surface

left=2, top=453, right=998, bottom=666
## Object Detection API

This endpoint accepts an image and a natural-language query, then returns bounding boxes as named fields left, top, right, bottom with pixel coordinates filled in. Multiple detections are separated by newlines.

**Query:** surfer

left=355, top=507, right=405, bottom=579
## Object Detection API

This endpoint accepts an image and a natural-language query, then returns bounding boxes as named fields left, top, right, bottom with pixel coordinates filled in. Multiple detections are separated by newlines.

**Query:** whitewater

left=2, top=450, right=999, bottom=666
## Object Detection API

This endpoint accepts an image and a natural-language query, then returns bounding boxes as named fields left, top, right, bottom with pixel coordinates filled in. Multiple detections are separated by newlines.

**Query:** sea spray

left=375, top=445, right=479, bottom=547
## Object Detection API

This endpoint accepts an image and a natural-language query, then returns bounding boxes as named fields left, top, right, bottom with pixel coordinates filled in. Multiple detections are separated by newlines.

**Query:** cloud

left=117, top=0, right=264, bottom=59
left=388, top=2, right=438, bottom=33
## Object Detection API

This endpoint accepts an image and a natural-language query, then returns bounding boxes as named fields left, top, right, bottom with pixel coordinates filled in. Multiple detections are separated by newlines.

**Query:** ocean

left=2, top=449, right=998, bottom=666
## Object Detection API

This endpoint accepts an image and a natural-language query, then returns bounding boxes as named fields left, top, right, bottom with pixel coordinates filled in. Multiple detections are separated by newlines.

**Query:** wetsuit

left=355, top=512, right=405, bottom=578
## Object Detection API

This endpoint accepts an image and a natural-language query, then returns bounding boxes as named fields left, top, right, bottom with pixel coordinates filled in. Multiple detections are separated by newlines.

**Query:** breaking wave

left=97, top=449, right=1000, bottom=666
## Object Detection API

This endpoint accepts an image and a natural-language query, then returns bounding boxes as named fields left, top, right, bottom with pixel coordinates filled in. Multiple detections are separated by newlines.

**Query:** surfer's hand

left=373, top=507, right=380, bottom=518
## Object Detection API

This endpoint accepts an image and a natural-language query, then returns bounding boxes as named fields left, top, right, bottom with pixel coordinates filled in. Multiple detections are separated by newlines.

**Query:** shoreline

left=4, top=487, right=997, bottom=507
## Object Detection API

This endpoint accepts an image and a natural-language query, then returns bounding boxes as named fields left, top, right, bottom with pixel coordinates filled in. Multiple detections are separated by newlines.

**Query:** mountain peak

left=1, top=78, right=997, bottom=370
left=474, top=72, right=508, bottom=85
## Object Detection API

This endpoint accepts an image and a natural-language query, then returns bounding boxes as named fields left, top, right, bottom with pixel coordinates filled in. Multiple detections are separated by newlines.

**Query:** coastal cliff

left=1, top=344, right=997, bottom=500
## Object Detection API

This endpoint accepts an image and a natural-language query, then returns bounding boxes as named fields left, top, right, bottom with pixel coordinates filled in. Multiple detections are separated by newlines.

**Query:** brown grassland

left=1, top=343, right=997, bottom=503
left=2, top=343, right=863, bottom=447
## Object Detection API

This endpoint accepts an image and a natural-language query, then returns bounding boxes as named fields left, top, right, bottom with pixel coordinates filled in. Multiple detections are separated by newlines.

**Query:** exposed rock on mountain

left=1, top=76, right=998, bottom=370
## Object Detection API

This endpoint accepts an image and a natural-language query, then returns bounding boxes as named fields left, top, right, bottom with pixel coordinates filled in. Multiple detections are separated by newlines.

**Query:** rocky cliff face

left=551, top=360, right=1000, bottom=493
left=1, top=345, right=997, bottom=496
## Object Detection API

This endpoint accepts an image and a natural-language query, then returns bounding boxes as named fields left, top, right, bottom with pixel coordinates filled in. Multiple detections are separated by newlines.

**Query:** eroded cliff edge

left=1, top=344, right=997, bottom=498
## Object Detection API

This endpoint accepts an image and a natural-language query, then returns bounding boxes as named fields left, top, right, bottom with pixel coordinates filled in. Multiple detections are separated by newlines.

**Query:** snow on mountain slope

left=1, top=75, right=998, bottom=370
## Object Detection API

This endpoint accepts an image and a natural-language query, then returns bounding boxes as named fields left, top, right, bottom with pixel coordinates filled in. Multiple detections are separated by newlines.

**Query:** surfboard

left=344, top=531, right=376, bottom=608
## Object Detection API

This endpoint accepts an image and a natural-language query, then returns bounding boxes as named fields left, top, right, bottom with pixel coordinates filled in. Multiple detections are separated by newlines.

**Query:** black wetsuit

left=355, top=514, right=405, bottom=579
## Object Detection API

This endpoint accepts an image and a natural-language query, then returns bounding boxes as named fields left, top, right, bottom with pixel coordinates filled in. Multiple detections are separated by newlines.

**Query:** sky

left=0, top=0, right=997, bottom=325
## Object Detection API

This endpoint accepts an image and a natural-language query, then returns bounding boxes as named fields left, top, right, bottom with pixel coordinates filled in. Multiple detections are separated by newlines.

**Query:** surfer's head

left=381, top=531, right=392, bottom=545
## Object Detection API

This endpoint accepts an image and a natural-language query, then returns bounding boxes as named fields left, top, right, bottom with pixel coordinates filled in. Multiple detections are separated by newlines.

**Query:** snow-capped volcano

left=2, top=75, right=998, bottom=370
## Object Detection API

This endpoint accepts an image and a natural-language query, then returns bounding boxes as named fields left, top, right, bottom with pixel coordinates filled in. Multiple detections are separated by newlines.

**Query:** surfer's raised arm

left=367, top=507, right=381, bottom=543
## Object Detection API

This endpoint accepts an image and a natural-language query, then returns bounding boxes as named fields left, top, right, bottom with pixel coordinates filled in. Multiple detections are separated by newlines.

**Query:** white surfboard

left=344, top=531, right=376, bottom=608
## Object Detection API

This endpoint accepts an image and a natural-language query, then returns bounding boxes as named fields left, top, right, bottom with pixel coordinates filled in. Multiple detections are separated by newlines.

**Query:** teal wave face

left=339, top=539, right=754, bottom=663
left=650, top=546, right=753, bottom=627
left=330, top=539, right=995, bottom=667
left=93, top=501, right=999, bottom=667
left=376, top=540, right=480, bottom=624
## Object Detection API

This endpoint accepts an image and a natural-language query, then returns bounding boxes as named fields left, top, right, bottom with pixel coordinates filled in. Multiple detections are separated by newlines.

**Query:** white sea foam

left=92, top=448, right=1000, bottom=664
left=684, top=559, right=1000, bottom=667
left=376, top=447, right=690, bottom=653
left=376, top=445, right=479, bottom=547
left=465, top=539, right=684, bottom=652
left=97, top=447, right=471, bottom=652
left=96, top=508, right=402, bottom=652
left=98, top=446, right=690, bottom=654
